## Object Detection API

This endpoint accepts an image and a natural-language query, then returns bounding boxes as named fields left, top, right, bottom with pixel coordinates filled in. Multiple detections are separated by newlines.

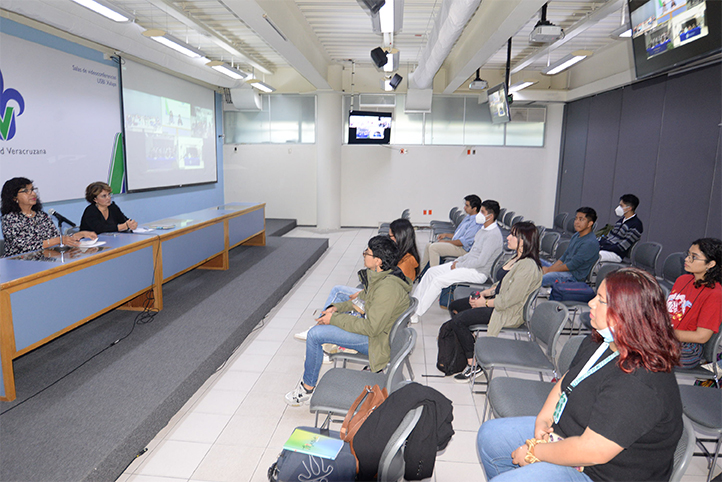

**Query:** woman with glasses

left=1, top=177, right=96, bottom=257
left=80, top=182, right=137, bottom=234
left=478, top=268, right=683, bottom=482
left=667, top=237, right=722, bottom=368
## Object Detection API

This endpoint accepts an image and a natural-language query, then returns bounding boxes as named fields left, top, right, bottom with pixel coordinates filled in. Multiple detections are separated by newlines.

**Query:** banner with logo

left=0, top=33, right=121, bottom=202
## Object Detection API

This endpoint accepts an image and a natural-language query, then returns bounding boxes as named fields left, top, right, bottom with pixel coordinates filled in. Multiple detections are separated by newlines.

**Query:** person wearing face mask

left=410, top=200, right=503, bottom=323
left=477, top=267, right=683, bottom=482
left=80, top=182, right=137, bottom=234
left=598, top=194, right=643, bottom=263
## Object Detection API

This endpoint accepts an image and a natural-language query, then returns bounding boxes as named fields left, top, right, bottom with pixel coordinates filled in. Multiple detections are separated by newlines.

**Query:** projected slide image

left=145, top=135, right=177, bottom=171
left=193, top=107, right=213, bottom=138
left=179, top=137, right=204, bottom=169
left=163, top=98, right=191, bottom=129
left=349, top=115, right=391, bottom=140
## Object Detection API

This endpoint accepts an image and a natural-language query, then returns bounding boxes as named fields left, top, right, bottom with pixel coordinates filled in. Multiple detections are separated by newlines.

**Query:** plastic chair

left=658, top=252, right=686, bottom=296
left=630, top=241, right=663, bottom=276
left=468, top=288, right=540, bottom=342
left=310, top=327, right=417, bottom=428
left=503, top=211, right=516, bottom=230
left=564, top=216, right=576, bottom=236
left=674, top=326, right=722, bottom=386
left=552, top=212, right=568, bottom=232
left=679, top=384, right=722, bottom=482
left=540, top=231, right=560, bottom=259
left=377, top=406, right=424, bottom=482
left=670, top=416, right=698, bottom=482
left=444, top=251, right=515, bottom=315
left=510, top=215, right=524, bottom=227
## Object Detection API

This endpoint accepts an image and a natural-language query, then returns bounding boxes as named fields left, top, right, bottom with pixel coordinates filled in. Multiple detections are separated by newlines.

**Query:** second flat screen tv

left=348, top=111, right=392, bottom=144
left=487, top=83, right=511, bottom=124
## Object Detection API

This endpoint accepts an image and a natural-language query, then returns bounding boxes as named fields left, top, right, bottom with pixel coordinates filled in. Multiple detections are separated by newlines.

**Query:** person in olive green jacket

left=285, top=235, right=412, bottom=406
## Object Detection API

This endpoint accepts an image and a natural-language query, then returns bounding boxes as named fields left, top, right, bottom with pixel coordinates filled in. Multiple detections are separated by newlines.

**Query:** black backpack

left=436, top=320, right=467, bottom=376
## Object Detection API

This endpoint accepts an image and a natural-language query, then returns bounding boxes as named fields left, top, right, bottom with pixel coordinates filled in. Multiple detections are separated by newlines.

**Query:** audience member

left=478, top=268, right=682, bottom=481
left=419, top=194, right=482, bottom=272
left=1, top=177, right=96, bottom=257
left=667, top=237, right=721, bottom=368
left=285, top=236, right=411, bottom=406
left=598, top=194, right=643, bottom=262
left=411, top=200, right=503, bottom=322
left=80, top=182, right=137, bottom=234
left=446, top=222, right=542, bottom=382
left=542, top=207, right=599, bottom=286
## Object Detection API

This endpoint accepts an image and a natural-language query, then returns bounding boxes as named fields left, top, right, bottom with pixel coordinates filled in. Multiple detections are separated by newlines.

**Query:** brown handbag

left=340, top=384, right=388, bottom=471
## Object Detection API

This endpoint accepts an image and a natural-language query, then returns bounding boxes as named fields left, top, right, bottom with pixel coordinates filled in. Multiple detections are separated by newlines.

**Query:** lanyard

left=553, top=343, right=619, bottom=424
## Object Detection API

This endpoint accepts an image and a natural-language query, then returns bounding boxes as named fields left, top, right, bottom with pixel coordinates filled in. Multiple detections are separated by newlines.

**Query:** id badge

left=553, top=393, right=567, bottom=424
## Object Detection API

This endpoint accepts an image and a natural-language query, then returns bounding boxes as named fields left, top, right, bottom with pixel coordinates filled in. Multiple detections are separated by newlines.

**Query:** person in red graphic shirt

left=667, top=238, right=722, bottom=368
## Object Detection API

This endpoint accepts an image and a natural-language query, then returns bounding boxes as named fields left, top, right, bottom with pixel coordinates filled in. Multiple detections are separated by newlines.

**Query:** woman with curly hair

left=667, top=237, right=722, bottom=368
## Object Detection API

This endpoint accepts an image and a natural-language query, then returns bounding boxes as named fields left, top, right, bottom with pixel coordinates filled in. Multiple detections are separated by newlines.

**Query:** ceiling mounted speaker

left=370, top=47, right=387, bottom=68
left=389, top=74, right=402, bottom=90
left=356, top=0, right=385, bottom=15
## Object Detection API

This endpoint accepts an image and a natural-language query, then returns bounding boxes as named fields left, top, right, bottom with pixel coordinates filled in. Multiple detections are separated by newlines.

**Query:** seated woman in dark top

left=80, top=182, right=137, bottom=234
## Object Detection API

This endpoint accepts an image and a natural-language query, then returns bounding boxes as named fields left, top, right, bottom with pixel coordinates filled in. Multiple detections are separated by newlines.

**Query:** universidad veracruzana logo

left=0, top=69, right=25, bottom=141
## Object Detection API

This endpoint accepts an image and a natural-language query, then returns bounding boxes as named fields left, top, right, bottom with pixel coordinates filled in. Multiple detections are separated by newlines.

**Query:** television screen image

left=348, top=111, right=392, bottom=144
left=487, top=83, right=510, bottom=124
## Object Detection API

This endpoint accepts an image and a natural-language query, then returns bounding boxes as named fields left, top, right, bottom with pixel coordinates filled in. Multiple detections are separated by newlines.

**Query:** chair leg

left=405, top=359, right=415, bottom=381
left=706, top=438, right=721, bottom=482
left=479, top=368, right=494, bottom=422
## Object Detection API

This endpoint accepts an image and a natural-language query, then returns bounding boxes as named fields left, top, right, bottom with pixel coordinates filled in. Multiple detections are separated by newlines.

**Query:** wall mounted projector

left=529, top=24, right=564, bottom=43
left=469, top=79, right=488, bottom=90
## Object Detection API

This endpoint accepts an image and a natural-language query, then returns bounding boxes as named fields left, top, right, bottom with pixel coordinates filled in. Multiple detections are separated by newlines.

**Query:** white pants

left=599, top=250, right=622, bottom=263
left=412, top=262, right=488, bottom=316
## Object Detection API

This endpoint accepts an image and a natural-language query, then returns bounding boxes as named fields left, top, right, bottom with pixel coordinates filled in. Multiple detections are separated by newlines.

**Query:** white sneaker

left=285, top=382, right=314, bottom=406
left=410, top=314, right=420, bottom=324
left=323, top=354, right=332, bottom=364
left=294, top=326, right=314, bottom=341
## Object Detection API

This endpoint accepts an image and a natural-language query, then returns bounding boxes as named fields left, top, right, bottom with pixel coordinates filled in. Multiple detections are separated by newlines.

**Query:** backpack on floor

left=549, top=281, right=595, bottom=303
left=268, top=427, right=357, bottom=482
left=436, top=319, right=467, bottom=376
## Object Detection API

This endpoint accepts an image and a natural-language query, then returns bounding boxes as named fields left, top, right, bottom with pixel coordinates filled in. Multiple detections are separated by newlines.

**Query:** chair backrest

left=631, top=241, right=663, bottom=276
left=595, top=263, right=622, bottom=286
left=553, top=238, right=570, bottom=261
left=540, top=231, right=560, bottom=257
left=662, top=252, right=686, bottom=283
left=522, top=288, right=541, bottom=326
left=564, top=216, right=576, bottom=235
left=510, top=215, right=524, bottom=227
left=498, top=207, right=507, bottom=224
left=401, top=209, right=410, bottom=220
left=503, top=211, right=516, bottom=228
left=535, top=224, right=545, bottom=239
left=377, top=406, right=425, bottom=482
left=449, top=207, right=459, bottom=222
left=389, top=297, right=418, bottom=346
left=385, top=327, right=417, bottom=392
left=670, top=416, right=697, bottom=482
left=557, top=336, right=585, bottom=374
left=553, top=212, right=568, bottom=231
left=529, top=301, right=569, bottom=364
left=702, top=326, right=722, bottom=367
left=489, top=251, right=515, bottom=283
left=453, top=210, right=465, bottom=227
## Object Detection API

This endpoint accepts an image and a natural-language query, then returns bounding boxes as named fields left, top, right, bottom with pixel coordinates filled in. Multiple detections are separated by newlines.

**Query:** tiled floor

left=117, top=227, right=717, bottom=482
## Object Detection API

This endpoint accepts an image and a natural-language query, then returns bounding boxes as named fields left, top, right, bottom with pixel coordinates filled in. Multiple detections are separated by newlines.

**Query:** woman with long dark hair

left=478, top=267, right=682, bottom=481
left=1, top=177, right=96, bottom=257
left=449, top=221, right=542, bottom=381
left=667, top=237, right=721, bottom=368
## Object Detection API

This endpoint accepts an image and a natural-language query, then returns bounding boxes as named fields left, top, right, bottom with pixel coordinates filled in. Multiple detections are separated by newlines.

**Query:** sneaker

left=454, top=364, right=482, bottom=383
left=294, top=326, right=314, bottom=341
left=285, top=382, right=314, bottom=406
left=337, top=346, right=358, bottom=355
left=410, top=314, right=420, bottom=324
left=322, top=343, right=339, bottom=355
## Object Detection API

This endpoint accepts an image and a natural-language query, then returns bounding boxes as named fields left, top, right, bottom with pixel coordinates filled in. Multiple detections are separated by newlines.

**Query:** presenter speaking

left=80, top=182, right=137, bottom=234
left=1, top=177, right=96, bottom=257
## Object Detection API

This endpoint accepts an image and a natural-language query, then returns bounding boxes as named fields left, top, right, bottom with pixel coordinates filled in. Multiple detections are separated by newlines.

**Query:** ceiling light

left=610, top=24, right=632, bottom=39
left=70, top=0, right=134, bottom=22
left=541, top=50, right=593, bottom=75
left=247, top=80, right=276, bottom=93
left=206, top=61, right=249, bottom=80
left=142, top=29, right=206, bottom=59
left=508, top=80, right=537, bottom=93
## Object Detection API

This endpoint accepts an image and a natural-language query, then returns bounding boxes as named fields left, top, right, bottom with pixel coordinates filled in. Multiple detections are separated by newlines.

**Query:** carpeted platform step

left=265, top=218, right=297, bottom=237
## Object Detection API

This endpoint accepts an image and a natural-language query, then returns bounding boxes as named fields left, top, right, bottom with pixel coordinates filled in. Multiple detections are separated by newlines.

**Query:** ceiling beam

left=511, top=0, right=626, bottom=74
left=442, top=0, right=547, bottom=94
left=221, top=0, right=331, bottom=90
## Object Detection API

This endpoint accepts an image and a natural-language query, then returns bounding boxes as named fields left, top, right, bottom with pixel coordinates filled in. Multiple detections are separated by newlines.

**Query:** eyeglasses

left=18, top=187, right=39, bottom=194
left=686, top=251, right=708, bottom=263
left=362, top=249, right=376, bottom=258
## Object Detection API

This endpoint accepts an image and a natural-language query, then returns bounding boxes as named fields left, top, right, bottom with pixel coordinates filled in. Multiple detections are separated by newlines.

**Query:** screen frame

left=347, top=110, right=392, bottom=145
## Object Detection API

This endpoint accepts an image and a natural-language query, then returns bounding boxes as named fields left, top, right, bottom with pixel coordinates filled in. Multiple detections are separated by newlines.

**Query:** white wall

left=223, top=103, right=564, bottom=227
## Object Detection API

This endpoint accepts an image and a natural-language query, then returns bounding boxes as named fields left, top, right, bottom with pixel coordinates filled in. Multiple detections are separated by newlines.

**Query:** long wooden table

left=0, top=202, right=265, bottom=401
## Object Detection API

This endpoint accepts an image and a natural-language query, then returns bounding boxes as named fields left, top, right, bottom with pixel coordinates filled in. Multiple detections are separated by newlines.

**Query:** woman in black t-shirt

left=80, top=182, right=137, bottom=234
left=477, top=267, right=683, bottom=482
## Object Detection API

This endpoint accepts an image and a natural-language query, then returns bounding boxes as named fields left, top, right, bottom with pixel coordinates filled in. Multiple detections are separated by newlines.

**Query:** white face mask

left=615, top=205, right=627, bottom=217
left=476, top=212, right=489, bottom=225
left=597, top=326, right=614, bottom=343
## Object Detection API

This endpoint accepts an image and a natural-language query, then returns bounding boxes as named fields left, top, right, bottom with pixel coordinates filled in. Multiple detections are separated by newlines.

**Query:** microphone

left=48, top=209, right=77, bottom=227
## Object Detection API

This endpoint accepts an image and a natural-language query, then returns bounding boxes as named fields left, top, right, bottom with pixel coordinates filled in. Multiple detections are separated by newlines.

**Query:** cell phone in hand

left=470, top=291, right=481, bottom=300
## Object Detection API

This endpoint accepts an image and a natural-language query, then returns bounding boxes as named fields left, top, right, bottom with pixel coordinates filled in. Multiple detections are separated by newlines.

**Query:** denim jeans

left=303, top=324, right=369, bottom=387
left=540, top=259, right=577, bottom=287
left=323, top=285, right=360, bottom=309
left=477, top=417, right=592, bottom=482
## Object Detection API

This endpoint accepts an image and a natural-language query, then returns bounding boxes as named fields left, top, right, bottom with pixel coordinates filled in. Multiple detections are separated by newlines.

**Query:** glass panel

left=270, top=95, right=316, bottom=144
left=425, top=97, right=464, bottom=145
left=464, top=98, right=505, bottom=146
left=298, top=96, right=316, bottom=144
left=505, top=122, right=545, bottom=146
left=223, top=96, right=270, bottom=144
left=393, top=95, right=424, bottom=145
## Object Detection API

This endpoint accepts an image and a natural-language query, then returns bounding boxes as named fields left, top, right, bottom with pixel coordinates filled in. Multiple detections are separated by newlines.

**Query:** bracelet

left=524, top=439, right=547, bottom=465
left=485, top=299, right=489, bottom=307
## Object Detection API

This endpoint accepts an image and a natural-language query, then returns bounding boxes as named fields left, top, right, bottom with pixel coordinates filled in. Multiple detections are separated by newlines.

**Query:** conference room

left=1, top=0, right=720, bottom=481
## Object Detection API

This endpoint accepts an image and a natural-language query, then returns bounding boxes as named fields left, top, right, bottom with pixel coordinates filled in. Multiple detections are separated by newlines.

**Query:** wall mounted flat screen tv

left=628, top=0, right=721, bottom=79
left=348, top=111, right=392, bottom=144
left=487, top=83, right=511, bottom=124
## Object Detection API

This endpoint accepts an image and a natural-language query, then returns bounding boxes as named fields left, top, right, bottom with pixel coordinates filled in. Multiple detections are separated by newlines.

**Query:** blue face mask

left=597, top=327, right=614, bottom=343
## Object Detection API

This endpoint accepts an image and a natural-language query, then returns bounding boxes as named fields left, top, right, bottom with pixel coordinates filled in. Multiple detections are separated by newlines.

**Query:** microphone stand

left=55, top=219, right=72, bottom=252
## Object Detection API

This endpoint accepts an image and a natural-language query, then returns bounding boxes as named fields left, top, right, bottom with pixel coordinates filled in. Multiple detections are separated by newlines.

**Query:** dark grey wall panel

left=611, top=78, right=667, bottom=234
left=557, top=98, right=590, bottom=216
left=580, top=90, right=623, bottom=224
left=647, top=63, right=721, bottom=266
left=708, top=131, right=722, bottom=238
